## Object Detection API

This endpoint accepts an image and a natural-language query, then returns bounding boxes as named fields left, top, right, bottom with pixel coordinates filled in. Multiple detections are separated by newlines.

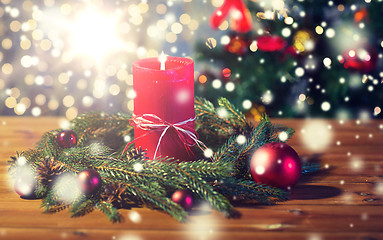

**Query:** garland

left=8, top=97, right=319, bottom=222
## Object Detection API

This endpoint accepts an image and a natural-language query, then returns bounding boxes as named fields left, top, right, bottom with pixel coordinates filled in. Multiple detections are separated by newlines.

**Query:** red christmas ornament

left=250, top=142, right=301, bottom=189
left=224, top=35, right=249, bottom=55
left=77, top=169, right=102, bottom=195
left=210, top=0, right=253, bottom=33
left=56, top=130, right=77, bottom=148
left=14, top=175, right=36, bottom=198
left=340, top=47, right=377, bottom=73
left=354, top=8, right=368, bottom=23
left=257, top=35, right=287, bottom=52
left=171, top=190, right=193, bottom=211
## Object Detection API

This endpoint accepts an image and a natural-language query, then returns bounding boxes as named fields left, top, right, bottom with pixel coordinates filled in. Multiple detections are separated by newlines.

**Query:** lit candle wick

left=159, top=51, right=167, bottom=70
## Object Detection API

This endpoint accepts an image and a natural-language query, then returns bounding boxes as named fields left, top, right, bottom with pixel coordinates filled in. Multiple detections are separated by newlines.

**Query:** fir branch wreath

left=8, top=97, right=319, bottom=222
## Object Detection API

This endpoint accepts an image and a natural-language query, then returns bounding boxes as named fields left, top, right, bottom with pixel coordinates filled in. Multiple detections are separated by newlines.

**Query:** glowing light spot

left=17, top=156, right=27, bottom=166
left=225, top=82, right=235, bottom=92
left=281, top=28, right=291, bottom=37
left=374, top=107, right=381, bottom=116
left=109, top=84, right=120, bottom=96
left=300, top=120, right=333, bottom=151
left=242, top=99, right=252, bottom=110
left=54, top=173, right=81, bottom=202
left=205, top=37, right=217, bottom=49
left=124, top=135, right=131, bottom=142
left=217, top=107, right=229, bottom=118
left=315, top=26, right=323, bottom=35
left=285, top=17, right=293, bottom=25
left=62, top=95, right=75, bottom=107
left=220, top=35, right=230, bottom=45
left=350, top=157, right=363, bottom=171
left=66, top=107, right=78, bottom=120
left=2, top=63, right=13, bottom=75
left=262, top=91, right=273, bottom=105
left=68, top=8, right=123, bottom=62
left=236, top=135, right=246, bottom=145
left=212, top=79, right=222, bottom=89
left=278, top=131, right=289, bottom=141
left=295, top=67, right=304, bottom=77
left=255, top=166, right=265, bottom=175
left=171, top=22, right=183, bottom=34
left=323, top=57, right=332, bottom=67
left=128, top=211, right=142, bottom=224
left=204, top=148, right=213, bottom=158
left=299, top=94, right=306, bottom=102
left=321, top=102, right=331, bottom=111
left=133, top=163, right=143, bottom=172
left=198, top=75, right=207, bottom=84
left=31, top=107, right=41, bottom=117
left=82, top=96, right=94, bottom=107
left=325, top=28, right=336, bottom=38
left=14, top=103, right=26, bottom=115
left=249, top=41, right=258, bottom=52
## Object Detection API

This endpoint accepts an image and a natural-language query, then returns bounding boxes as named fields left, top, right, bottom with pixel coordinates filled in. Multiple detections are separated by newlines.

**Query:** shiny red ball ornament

left=340, top=47, right=377, bottom=73
left=14, top=175, right=36, bottom=198
left=250, top=142, right=301, bottom=189
left=56, top=130, right=77, bottom=148
left=257, top=35, right=287, bottom=52
left=210, top=0, right=253, bottom=33
left=171, top=190, right=193, bottom=211
left=77, top=169, right=102, bottom=195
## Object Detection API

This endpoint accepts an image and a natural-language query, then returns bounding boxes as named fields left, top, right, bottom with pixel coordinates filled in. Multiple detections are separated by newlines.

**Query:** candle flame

left=159, top=51, right=167, bottom=70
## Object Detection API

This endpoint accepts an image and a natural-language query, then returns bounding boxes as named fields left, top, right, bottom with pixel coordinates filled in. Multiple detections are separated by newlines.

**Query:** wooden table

left=0, top=117, right=382, bottom=240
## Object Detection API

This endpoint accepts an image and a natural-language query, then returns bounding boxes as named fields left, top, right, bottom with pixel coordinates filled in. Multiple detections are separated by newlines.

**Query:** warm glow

left=69, top=8, right=123, bottom=62
left=159, top=51, right=167, bottom=70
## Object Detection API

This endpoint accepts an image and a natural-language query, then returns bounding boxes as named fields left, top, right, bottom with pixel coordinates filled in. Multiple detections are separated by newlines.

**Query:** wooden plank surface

left=0, top=117, right=383, bottom=240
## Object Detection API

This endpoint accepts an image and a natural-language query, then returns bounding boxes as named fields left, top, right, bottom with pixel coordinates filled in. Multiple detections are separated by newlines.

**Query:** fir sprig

left=8, top=97, right=318, bottom=222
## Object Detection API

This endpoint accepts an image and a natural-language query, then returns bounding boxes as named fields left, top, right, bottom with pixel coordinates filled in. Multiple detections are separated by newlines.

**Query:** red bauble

left=77, top=169, right=102, bottom=195
left=14, top=175, right=36, bottom=198
left=340, top=47, right=377, bottom=73
left=57, top=130, right=77, bottom=148
left=257, top=35, right=287, bottom=52
left=171, top=190, right=193, bottom=211
left=250, top=142, right=301, bottom=189
left=210, top=0, right=252, bottom=33
left=224, top=35, right=249, bottom=55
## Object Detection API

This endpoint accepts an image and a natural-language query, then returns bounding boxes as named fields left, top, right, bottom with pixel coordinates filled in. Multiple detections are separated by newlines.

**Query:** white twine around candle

left=123, top=114, right=207, bottom=160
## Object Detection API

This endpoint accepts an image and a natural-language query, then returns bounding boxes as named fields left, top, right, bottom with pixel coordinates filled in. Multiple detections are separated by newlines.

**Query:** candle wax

left=132, top=56, right=195, bottom=161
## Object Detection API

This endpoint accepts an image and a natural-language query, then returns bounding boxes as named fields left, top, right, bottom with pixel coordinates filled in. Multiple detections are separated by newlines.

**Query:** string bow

left=123, top=114, right=206, bottom=160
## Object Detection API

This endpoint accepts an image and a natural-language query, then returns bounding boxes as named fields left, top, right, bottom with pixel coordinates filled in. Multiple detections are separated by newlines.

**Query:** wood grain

left=0, top=117, right=382, bottom=240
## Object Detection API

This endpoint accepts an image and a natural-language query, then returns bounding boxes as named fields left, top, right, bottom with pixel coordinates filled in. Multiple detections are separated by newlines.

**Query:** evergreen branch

left=8, top=97, right=309, bottom=223
left=95, top=201, right=122, bottom=223
left=215, top=179, right=289, bottom=204
left=70, top=198, right=96, bottom=217
left=218, top=97, right=247, bottom=126
left=115, top=180, right=188, bottom=222
left=172, top=165, right=234, bottom=217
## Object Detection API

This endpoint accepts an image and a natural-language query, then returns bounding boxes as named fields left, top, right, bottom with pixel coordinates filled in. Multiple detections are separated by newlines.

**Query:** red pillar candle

left=132, top=56, right=196, bottom=161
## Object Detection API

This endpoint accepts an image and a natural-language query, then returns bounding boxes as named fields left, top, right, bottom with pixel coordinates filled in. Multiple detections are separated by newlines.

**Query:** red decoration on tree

left=250, top=142, right=301, bottom=189
left=339, top=47, right=377, bottom=73
left=224, top=35, right=249, bottom=55
left=210, top=0, right=253, bottom=33
left=354, top=8, right=368, bottom=23
left=171, top=190, right=193, bottom=211
left=257, top=35, right=287, bottom=52
left=77, top=169, right=102, bottom=195
left=56, top=130, right=77, bottom=148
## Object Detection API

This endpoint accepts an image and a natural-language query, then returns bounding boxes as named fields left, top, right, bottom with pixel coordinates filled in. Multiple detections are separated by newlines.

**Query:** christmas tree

left=195, top=0, right=383, bottom=119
